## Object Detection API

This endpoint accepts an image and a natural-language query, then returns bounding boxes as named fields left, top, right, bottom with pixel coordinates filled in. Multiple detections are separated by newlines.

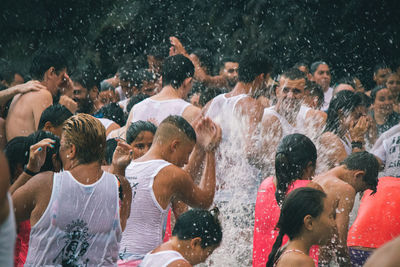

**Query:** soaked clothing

left=14, top=220, right=30, bottom=266
left=25, top=171, right=121, bottom=266
left=263, top=105, right=311, bottom=137
left=253, top=177, right=318, bottom=267
left=140, top=250, right=187, bottom=267
left=370, top=110, right=400, bottom=137
left=322, top=87, right=333, bottom=111
left=0, top=193, right=16, bottom=267
left=347, top=177, right=400, bottom=248
left=121, top=160, right=171, bottom=259
left=349, top=247, right=372, bottom=267
left=273, top=249, right=307, bottom=267
left=129, top=98, right=191, bottom=125
left=373, top=126, right=400, bottom=178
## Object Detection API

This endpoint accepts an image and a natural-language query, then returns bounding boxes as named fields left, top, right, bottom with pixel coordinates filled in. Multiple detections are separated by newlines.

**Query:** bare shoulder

left=307, top=109, right=327, bottom=122
left=320, top=132, right=344, bottom=148
left=261, top=111, right=280, bottom=125
left=25, top=171, right=54, bottom=191
left=158, top=164, right=190, bottom=181
left=167, top=259, right=192, bottom=267
left=237, top=97, right=264, bottom=120
left=278, top=252, right=315, bottom=267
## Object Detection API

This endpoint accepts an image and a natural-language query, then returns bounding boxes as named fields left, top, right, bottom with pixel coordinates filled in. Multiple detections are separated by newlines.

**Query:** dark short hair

left=373, top=63, right=391, bottom=75
left=4, top=136, right=30, bottom=181
left=341, top=151, right=379, bottom=194
left=126, top=121, right=157, bottom=144
left=38, top=104, right=73, bottom=130
left=71, top=63, right=100, bottom=90
left=94, top=103, right=125, bottom=126
left=238, top=51, right=272, bottom=83
left=370, top=85, right=389, bottom=102
left=310, top=61, right=328, bottom=75
left=30, top=49, right=68, bottom=80
left=281, top=68, right=306, bottom=80
left=192, top=48, right=214, bottom=73
left=172, top=208, right=222, bottom=248
left=105, top=138, right=118, bottom=165
left=27, top=131, right=60, bottom=173
left=160, top=115, right=197, bottom=142
left=305, top=81, right=324, bottom=109
left=334, top=77, right=356, bottom=90
left=162, top=55, right=194, bottom=89
left=220, top=56, right=238, bottom=69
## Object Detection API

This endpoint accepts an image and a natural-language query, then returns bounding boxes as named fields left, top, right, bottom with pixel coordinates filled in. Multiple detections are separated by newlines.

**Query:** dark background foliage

left=1, top=0, right=399, bottom=88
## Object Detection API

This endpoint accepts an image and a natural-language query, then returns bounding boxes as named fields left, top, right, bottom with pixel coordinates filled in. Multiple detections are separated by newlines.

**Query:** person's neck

left=153, top=85, right=183, bottom=100
left=323, top=86, right=330, bottom=93
left=136, top=145, right=166, bottom=163
left=228, top=82, right=253, bottom=97
left=286, top=237, right=312, bottom=255
left=374, top=110, right=388, bottom=125
left=68, top=161, right=103, bottom=185
left=327, top=165, right=357, bottom=191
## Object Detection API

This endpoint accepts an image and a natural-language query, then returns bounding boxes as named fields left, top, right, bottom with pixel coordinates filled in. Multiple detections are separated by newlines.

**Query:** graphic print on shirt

left=53, top=219, right=91, bottom=267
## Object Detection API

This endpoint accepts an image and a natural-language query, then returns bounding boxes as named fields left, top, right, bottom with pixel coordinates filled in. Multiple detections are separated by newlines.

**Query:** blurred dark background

left=0, top=0, right=399, bottom=88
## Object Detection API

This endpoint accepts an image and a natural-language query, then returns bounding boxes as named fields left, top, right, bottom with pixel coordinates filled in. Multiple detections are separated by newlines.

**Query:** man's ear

left=354, top=170, right=365, bottom=181
left=304, top=214, right=313, bottom=231
left=43, top=67, right=55, bottom=81
left=190, top=237, right=202, bottom=249
left=170, top=139, right=180, bottom=152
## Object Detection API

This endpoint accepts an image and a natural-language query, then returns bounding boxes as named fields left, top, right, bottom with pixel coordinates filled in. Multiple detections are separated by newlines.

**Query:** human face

left=221, top=62, right=239, bottom=88
left=386, top=74, right=400, bottom=98
left=73, top=82, right=89, bottom=108
left=343, top=105, right=367, bottom=130
left=312, top=196, right=336, bottom=245
left=48, top=68, right=67, bottom=96
left=141, top=80, right=157, bottom=96
left=119, top=80, right=138, bottom=98
left=171, top=140, right=195, bottom=167
left=277, top=77, right=305, bottom=110
left=97, top=90, right=118, bottom=108
left=311, top=64, right=331, bottom=91
left=374, top=88, right=394, bottom=116
left=374, top=68, right=391, bottom=86
left=190, top=243, right=219, bottom=265
left=130, top=131, right=154, bottom=159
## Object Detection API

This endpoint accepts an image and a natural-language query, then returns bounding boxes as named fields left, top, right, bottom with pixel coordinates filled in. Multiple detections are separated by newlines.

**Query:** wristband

left=351, top=141, right=363, bottom=149
left=23, top=165, right=39, bottom=176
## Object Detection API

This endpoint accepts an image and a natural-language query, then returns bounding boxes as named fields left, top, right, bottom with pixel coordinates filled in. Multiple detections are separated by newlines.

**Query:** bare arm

left=119, top=175, right=132, bottom=232
left=182, top=105, right=202, bottom=125
left=319, top=132, right=348, bottom=169
left=0, top=81, right=44, bottom=106
left=0, top=152, right=11, bottom=225
left=32, top=90, right=53, bottom=130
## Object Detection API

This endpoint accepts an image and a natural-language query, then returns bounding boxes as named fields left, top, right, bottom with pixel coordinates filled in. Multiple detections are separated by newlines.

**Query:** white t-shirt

left=322, top=87, right=333, bottom=111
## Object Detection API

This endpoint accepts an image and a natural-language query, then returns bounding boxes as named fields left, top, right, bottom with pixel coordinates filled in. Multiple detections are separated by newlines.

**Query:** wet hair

left=118, top=64, right=139, bottom=83
left=4, top=136, right=30, bottom=181
left=172, top=208, right=222, bottom=248
left=200, top=86, right=225, bottom=107
left=293, top=62, right=309, bottom=69
left=281, top=68, right=306, bottom=81
left=157, top=115, right=197, bottom=143
left=0, top=69, right=22, bottom=86
left=267, top=187, right=326, bottom=267
left=373, top=63, right=391, bottom=75
left=62, top=114, right=106, bottom=164
left=94, top=103, right=125, bottom=126
left=30, top=49, right=68, bottom=80
left=310, top=61, right=328, bottom=75
left=341, top=152, right=379, bottom=194
left=305, top=81, right=324, bottom=109
left=105, top=138, right=118, bottom=165
left=220, top=56, right=238, bottom=69
left=275, top=134, right=317, bottom=206
left=126, top=93, right=149, bottom=113
left=334, top=77, right=356, bottom=91
left=27, top=131, right=60, bottom=173
left=324, top=90, right=365, bottom=134
left=238, top=51, right=272, bottom=83
left=126, top=120, right=157, bottom=145
left=370, top=85, right=390, bottom=102
left=38, top=104, right=73, bottom=131
left=162, top=55, right=194, bottom=89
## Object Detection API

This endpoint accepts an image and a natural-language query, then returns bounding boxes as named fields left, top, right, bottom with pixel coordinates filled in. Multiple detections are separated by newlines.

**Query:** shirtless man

left=125, top=54, right=200, bottom=130
left=115, top=115, right=221, bottom=260
left=309, top=61, right=333, bottom=110
left=313, top=151, right=380, bottom=266
left=261, top=68, right=326, bottom=155
left=6, top=50, right=68, bottom=141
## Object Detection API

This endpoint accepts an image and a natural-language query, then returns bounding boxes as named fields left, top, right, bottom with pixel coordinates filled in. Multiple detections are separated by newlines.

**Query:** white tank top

left=130, top=98, right=191, bottom=125
left=98, top=118, right=116, bottom=130
left=263, top=105, right=311, bottom=136
left=0, top=193, right=16, bottom=267
left=140, top=250, right=187, bottom=267
left=205, top=93, right=248, bottom=140
left=25, top=171, right=121, bottom=266
left=121, top=160, right=172, bottom=257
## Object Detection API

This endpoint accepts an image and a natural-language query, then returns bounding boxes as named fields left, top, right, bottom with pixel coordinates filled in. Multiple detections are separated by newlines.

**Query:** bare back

left=6, top=89, right=52, bottom=141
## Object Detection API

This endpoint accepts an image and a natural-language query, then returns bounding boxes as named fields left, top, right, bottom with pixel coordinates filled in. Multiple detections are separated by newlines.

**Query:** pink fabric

left=163, top=209, right=172, bottom=243
left=117, top=259, right=142, bottom=266
left=14, top=220, right=30, bottom=267
left=252, top=177, right=318, bottom=267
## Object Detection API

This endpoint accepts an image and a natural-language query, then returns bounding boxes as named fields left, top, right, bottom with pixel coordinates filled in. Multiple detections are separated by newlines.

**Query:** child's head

left=267, top=187, right=335, bottom=267
left=126, top=121, right=157, bottom=159
left=172, top=208, right=222, bottom=265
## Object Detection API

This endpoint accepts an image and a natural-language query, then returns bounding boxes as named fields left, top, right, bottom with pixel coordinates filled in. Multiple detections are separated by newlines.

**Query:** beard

left=76, top=98, right=94, bottom=114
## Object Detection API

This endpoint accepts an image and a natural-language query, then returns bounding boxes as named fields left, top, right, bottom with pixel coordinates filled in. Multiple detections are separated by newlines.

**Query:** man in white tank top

left=261, top=68, right=326, bottom=158
left=12, top=114, right=132, bottom=266
left=0, top=152, right=16, bottom=267
left=115, top=115, right=221, bottom=260
left=125, top=55, right=201, bottom=132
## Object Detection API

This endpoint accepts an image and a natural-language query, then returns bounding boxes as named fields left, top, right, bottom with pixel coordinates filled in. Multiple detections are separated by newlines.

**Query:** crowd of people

left=0, top=36, right=399, bottom=267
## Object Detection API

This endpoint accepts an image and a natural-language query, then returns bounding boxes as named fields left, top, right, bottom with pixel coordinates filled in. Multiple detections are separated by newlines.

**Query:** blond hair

left=62, top=113, right=106, bottom=164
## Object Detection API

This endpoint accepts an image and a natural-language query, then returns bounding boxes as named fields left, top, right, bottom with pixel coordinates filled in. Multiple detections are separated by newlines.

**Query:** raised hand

left=349, top=115, right=369, bottom=142
left=26, top=138, right=56, bottom=173
left=59, top=95, right=78, bottom=114
left=169, top=36, right=188, bottom=57
left=112, top=139, right=133, bottom=170
left=194, top=117, right=222, bottom=152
